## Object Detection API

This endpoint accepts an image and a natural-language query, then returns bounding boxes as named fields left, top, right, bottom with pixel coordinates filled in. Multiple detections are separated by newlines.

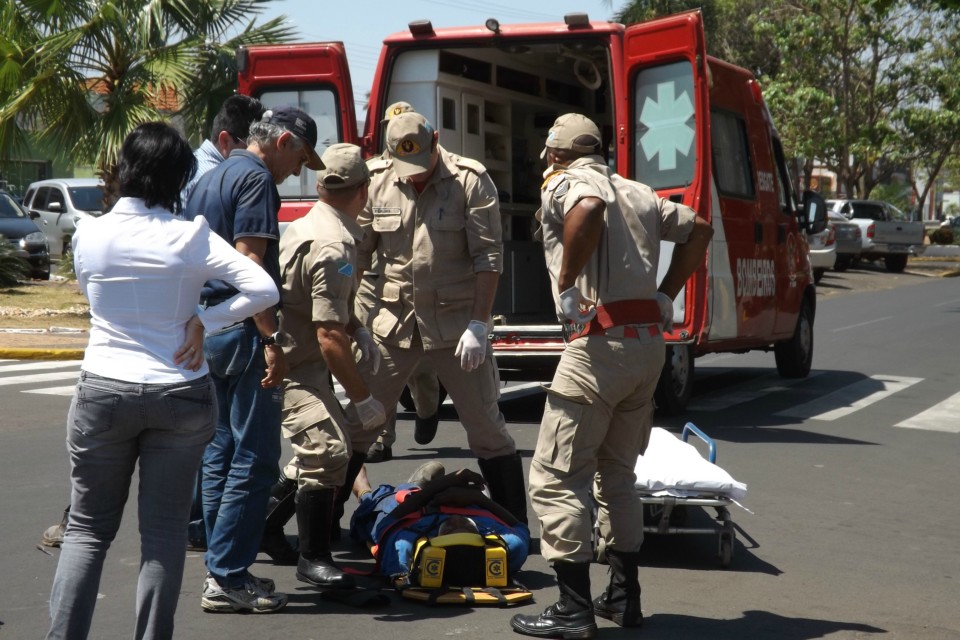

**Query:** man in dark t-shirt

left=184, top=105, right=323, bottom=614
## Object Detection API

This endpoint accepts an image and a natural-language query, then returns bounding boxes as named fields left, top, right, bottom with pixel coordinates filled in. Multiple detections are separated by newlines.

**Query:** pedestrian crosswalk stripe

left=0, top=360, right=82, bottom=373
left=23, top=385, right=77, bottom=396
left=775, top=375, right=923, bottom=421
left=895, top=391, right=960, bottom=433
left=0, top=371, right=80, bottom=387
left=688, top=371, right=826, bottom=412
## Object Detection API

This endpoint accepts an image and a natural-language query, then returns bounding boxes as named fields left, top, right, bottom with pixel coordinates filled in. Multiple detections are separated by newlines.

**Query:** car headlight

left=21, top=231, right=48, bottom=249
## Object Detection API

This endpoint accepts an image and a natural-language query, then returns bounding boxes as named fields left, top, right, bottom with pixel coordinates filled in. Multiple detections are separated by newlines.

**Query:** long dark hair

left=116, top=122, right=197, bottom=214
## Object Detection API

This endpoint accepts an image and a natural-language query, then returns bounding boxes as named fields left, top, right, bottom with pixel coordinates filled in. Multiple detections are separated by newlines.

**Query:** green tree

left=615, top=0, right=782, bottom=77
left=0, top=0, right=295, bottom=175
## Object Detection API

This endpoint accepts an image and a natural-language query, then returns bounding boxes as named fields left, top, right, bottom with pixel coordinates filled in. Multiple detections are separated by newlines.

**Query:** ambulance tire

left=775, top=299, right=813, bottom=378
left=654, top=344, right=694, bottom=416
left=398, top=385, right=448, bottom=412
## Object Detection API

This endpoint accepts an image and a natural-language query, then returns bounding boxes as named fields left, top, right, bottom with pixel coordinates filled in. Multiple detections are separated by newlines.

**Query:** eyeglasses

left=232, top=135, right=247, bottom=146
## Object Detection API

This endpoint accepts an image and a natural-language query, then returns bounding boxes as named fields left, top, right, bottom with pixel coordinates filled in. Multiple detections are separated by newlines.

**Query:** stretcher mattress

left=634, top=427, right=747, bottom=502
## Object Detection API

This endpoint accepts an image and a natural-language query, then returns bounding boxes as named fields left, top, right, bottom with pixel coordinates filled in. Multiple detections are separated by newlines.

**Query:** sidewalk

left=0, top=328, right=87, bottom=360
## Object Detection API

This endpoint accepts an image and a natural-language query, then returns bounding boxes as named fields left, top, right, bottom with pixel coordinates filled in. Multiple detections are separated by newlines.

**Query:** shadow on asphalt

left=639, top=611, right=885, bottom=639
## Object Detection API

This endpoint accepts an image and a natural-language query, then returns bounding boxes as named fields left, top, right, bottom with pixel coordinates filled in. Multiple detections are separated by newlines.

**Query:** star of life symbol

left=639, top=81, right=695, bottom=171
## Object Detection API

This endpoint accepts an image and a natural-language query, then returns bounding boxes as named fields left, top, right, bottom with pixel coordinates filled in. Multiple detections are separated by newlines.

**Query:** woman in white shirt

left=46, top=122, right=279, bottom=640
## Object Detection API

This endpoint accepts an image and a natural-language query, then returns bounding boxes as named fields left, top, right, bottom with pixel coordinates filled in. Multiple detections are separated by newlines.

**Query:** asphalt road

left=1, top=270, right=959, bottom=639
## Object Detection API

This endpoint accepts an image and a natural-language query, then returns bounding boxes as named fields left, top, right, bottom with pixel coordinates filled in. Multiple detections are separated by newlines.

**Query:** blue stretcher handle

left=681, top=422, right=717, bottom=463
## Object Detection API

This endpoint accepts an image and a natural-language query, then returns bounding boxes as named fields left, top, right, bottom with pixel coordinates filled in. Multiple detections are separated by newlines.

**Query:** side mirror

left=48, top=202, right=63, bottom=213
left=801, top=190, right=828, bottom=234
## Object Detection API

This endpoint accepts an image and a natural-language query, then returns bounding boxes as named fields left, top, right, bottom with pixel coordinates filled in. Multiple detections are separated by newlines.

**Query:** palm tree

left=0, top=0, right=295, bottom=175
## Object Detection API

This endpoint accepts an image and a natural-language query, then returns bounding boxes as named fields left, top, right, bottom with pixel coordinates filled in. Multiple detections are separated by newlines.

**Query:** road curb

left=0, top=348, right=85, bottom=360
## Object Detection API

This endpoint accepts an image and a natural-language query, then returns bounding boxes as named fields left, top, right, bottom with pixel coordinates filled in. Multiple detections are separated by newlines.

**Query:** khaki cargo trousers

left=529, top=329, right=664, bottom=563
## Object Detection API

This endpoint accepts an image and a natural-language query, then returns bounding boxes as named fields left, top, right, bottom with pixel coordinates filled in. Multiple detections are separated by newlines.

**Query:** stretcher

left=596, top=422, right=747, bottom=568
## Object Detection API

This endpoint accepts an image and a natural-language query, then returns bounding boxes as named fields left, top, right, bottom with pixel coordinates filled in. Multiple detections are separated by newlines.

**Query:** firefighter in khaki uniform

left=349, top=112, right=528, bottom=525
left=510, top=114, right=713, bottom=639
left=276, top=143, right=387, bottom=591
left=358, top=102, right=443, bottom=463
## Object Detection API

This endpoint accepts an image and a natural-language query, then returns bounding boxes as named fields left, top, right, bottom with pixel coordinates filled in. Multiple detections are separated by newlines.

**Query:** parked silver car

left=828, top=211, right=862, bottom=271
left=22, top=178, right=105, bottom=257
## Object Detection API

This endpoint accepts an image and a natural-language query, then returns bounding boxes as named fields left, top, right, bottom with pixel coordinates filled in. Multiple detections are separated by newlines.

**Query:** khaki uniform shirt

left=357, top=145, right=503, bottom=350
left=540, top=155, right=697, bottom=313
left=278, top=200, right=363, bottom=382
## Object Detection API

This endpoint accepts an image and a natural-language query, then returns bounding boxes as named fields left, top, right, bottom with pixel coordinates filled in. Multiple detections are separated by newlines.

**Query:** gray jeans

left=47, top=371, right=215, bottom=640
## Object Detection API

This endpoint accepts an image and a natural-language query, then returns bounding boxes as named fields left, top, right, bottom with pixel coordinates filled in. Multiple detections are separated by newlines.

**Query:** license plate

left=888, top=244, right=909, bottom=252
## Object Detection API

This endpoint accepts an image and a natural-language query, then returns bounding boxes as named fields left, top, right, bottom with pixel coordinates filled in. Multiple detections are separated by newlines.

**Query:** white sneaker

left=201, top=575, right=287, bottom=613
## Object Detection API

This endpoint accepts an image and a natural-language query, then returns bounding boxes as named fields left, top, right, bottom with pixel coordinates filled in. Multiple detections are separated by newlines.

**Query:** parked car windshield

left=68, top=186, right=105, bottom=214
left=848, top=202, right=886, bottom=220
left=0, top=192, right=27, bottom=218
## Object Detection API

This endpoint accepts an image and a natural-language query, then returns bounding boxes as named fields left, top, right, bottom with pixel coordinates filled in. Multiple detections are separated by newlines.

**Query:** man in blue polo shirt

left=185, top=105, right=323, bottom=614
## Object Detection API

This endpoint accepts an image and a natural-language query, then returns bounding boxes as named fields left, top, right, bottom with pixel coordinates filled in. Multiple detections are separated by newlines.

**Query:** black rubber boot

left=330, top=452, right=367, bottom=541
left=413, top=412, right=439, bottom=445
left=593, top=549, right=643, bottom=628
left=477, top=452, right=528, bottom=525
left=295, top=488, right=356, bottom=590
left=260, top=475, right=299, bottom=565
left=510, top=562, right=597, bottom=639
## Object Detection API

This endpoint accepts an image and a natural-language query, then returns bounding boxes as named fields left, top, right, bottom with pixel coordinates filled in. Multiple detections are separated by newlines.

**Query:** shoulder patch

left=337, top=259, right=354, bottom=277
left=454, top=156, right=487, bottom=175
left=542, top=170, right=569, bottom=195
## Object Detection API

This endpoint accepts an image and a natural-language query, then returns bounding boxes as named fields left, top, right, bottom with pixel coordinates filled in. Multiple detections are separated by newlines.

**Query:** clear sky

left=260, top=1, right=619, bottom=117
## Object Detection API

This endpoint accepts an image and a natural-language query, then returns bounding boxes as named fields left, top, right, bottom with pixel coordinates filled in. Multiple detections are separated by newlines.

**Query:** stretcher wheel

left=719, top=523, right=735, bottom=568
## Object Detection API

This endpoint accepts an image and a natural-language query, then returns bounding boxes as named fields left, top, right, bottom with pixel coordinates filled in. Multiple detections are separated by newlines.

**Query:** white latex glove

left=354, top=328, right=381, bottom=375
left=656, top=291, right=674, bottom=333
left=559, top=286, right=597, bottom=323
left=454, top=320, right=488, bottom=372
left=354, top=395, right=387, bottom=431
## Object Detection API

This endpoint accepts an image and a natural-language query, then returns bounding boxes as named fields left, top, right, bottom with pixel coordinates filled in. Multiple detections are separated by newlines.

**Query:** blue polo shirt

left=185, top=149, right=281, bottom=304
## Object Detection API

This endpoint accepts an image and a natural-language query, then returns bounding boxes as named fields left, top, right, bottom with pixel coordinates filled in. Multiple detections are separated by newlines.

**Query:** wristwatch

left=261, top=331, right=287, bottom=347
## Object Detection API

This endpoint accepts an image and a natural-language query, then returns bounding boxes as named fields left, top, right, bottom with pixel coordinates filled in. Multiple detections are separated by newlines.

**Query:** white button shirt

left=75, top=197, right=278, bottom=383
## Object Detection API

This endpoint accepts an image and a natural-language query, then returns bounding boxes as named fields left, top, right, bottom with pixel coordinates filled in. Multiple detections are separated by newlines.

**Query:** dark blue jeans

left=201, top=319, right=282, bottom=588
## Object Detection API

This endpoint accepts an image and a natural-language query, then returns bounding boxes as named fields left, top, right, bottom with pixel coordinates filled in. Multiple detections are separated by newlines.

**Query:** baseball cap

left=381, top=101, right=415, bottom=123
left=385, top=112, right=436, bottom=178
left=541, top=113, right=602, bottom=159
left=316, top=143, right=369, bottom=190
left=261, top=105, right=324, bottom=170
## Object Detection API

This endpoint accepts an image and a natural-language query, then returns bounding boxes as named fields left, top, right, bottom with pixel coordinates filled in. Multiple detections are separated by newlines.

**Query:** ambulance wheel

left=654, top=344, right=694, bottom=416
left=398, top=385, right=447, bottom=412
left=884, top=254, right=908, bottom=273
left=775, top=299, right=813, bottom=378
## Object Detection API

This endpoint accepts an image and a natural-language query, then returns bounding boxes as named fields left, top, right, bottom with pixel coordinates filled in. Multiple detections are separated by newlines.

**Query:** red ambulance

left=237, top=10, right=827, bottom=414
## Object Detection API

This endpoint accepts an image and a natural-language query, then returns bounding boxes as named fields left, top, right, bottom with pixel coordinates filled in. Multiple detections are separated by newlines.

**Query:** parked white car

left=806, top=224, right=837, bottom=283
left=22, top=178, right=105, bottom=257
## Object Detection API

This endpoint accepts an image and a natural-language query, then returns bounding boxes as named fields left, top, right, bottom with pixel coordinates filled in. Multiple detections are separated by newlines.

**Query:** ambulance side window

left=770, top=136, right=794, bottom=214
left=710, top=110, right=754, bottom=199
left=632, top=61, right=696, bottom=189
left=258, top=88, right=341, bottom=198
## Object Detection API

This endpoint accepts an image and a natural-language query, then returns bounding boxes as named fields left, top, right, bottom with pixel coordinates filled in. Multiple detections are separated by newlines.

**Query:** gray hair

left=247, top=121, right=306, bottom=150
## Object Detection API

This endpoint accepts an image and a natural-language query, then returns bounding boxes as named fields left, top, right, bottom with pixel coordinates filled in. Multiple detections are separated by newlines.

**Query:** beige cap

left=382, top=101, right=415, bottom=123
left=316, top=143, right=369, bottom=190
left=541, top=113, right=601, bottom=159
left=386, top=112, right=436, bottom=178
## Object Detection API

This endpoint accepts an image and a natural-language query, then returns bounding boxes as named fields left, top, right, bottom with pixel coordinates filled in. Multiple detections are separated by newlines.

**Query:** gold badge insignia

left=397, top=139, right=421, bottom=156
